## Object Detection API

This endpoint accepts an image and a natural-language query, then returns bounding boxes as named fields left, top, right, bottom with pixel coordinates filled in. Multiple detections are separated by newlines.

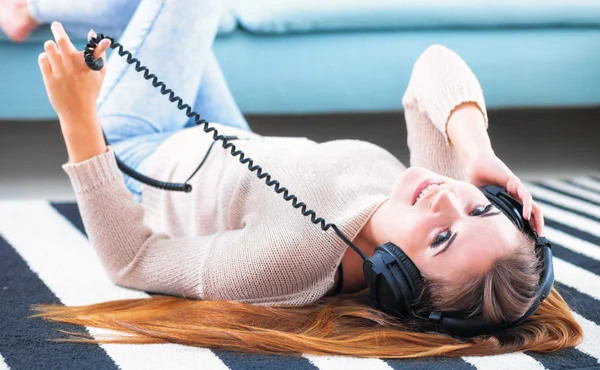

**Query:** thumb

left=87, top=29, right=111, bottom=61
left=96, top=39, right=111, bottom=61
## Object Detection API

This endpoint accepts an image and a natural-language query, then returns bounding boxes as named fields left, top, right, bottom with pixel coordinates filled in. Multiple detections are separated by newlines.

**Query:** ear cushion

left=379, top=242, right=423, bottom=301
left=364, top=242, right=425, bottom=317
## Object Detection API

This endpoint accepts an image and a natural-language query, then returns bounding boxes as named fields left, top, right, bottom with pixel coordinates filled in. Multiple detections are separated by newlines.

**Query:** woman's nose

left=430, top=189, right=461, bottom=217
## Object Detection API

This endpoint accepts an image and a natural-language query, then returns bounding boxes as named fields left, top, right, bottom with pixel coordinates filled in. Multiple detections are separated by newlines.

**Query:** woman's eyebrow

left=479, top=204, right=501, bottom=218
left=480, top=211, right=501, bottom=218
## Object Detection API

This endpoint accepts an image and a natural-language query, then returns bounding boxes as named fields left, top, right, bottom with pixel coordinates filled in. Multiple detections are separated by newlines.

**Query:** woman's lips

left=412, top=179, right=433, bottom=206
left=412, top=179, right=444, bottom=206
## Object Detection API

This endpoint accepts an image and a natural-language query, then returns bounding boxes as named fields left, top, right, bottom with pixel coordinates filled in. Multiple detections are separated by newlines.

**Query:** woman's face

left=377, top=167, right=522, bottom=284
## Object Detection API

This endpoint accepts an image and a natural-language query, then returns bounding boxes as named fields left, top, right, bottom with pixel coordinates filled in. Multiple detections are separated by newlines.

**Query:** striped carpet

left=1, top=175, right=599, bottom=370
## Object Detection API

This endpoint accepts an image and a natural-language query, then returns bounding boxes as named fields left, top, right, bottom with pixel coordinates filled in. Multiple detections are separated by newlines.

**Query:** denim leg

left=95, top=0, right=222, bottom=201
left=95, top=0, right=223, bottom=142
left=184, top=52, right=250, bottom=131
left=28, top=0, right=248, bottom=132
left=29, top=0, right=248, bottom=201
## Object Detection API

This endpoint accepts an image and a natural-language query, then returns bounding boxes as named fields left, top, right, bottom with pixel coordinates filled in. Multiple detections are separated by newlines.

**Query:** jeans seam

left=96, top=0, right=166, bottom=113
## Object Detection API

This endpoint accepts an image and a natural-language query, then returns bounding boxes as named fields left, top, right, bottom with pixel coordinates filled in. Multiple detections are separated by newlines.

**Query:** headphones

left=362, top=185, right=554, bottom=338
left=84, top=37, right=553, bottom=339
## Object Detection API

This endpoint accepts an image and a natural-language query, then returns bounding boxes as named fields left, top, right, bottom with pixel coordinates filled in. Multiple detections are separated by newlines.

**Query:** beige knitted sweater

left=62, top=45, right=488, bottom=306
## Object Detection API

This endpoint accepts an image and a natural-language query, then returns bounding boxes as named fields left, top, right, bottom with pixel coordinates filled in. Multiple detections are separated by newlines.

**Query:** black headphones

left=362, top=185, right=554, bottom=338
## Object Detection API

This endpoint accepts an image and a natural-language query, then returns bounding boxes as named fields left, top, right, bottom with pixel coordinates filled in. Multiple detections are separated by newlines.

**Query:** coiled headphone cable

left=83, top=34, right=366, bottom=263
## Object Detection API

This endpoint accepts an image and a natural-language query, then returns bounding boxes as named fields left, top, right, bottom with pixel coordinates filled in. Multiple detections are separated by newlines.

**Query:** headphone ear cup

left=363, top=242, right=423, bottom=318
left=383, top=243, right=423, bottom=299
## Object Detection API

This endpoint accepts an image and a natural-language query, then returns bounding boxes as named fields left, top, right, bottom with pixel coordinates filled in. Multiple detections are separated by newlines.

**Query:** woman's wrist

left=446, top=101, right=494, bottom=166
left=59, top=112, right=108, bottom=163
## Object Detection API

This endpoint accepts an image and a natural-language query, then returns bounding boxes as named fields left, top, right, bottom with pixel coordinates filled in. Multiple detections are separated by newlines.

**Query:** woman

left=7, top=0, right=583, bottom=358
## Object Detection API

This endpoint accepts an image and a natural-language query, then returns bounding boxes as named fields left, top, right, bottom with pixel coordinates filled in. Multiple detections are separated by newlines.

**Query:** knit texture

left=62, top=44, right=489, bottom=306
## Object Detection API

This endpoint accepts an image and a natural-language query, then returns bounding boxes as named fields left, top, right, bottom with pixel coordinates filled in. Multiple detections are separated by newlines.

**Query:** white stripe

left=554, top=257, right=600, bottom=301
left=534, top=201, right=600, bottom=238
left=462, top=352, right=545, bottom=370
left=304, top=355, right=394, bottom=370
left=0, top=201, right=229, bottom=370
left=541, top=179, right=600, bottom=204
left=0, top=354, right=9, bottom=370
left=571, top=311, right=600, bottom=361
left=543, top=227, right=600, bottom=262
left=571, top=177, right=600, bottom=193
left=526, top=182, right=600, bottom=219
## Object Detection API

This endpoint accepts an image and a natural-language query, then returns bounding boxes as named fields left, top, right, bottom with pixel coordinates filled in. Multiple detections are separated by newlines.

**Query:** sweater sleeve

left=61, top=146, right=209, bottom=298
left=401, top=44, right=490, bottom=180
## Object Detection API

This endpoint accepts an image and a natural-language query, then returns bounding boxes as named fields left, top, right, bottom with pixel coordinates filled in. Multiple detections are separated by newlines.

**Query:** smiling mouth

left=412, top=181, right=443, bottom=206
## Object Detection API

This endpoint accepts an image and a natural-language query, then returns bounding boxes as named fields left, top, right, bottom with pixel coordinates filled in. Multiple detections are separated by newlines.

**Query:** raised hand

left=38, top=21, right=111, bottom=123
left=463, top=152, right=545, bottom=236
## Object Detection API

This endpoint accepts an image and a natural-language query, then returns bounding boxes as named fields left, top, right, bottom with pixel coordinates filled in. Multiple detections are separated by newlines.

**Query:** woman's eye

left=432, top=230, right=452, bottom=248
left=470, top=204, right=492, bottom=216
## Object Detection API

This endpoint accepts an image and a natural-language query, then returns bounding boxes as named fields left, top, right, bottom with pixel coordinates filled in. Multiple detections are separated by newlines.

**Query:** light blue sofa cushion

left=212, top=28, right=600, bottom=114
left=230, top=0, right=600, bottom=33
left=2, top=27, right=599, bottom=119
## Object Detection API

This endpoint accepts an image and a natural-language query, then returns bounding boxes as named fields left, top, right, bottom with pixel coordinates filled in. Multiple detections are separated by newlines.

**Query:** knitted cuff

left=61, top=146, right=124, bottom=195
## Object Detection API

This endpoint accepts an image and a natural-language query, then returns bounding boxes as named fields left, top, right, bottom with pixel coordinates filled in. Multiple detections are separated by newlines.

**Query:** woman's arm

left=446, top=102, right=494, bottom=167
left=39, top=22, right=215, bottom=296
left=61, top=146, right=212, bottom=297
left=60, top=113, right=109, bottom=163
left=38, top=22, right=111, bottom=163
left=402, top=45, right=543, bottom=233
left=402, top=44, right=489, bottom=180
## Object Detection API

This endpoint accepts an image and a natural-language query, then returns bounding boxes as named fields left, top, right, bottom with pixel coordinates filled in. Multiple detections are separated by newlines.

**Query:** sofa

left=1, top=0, right=600, bottom=120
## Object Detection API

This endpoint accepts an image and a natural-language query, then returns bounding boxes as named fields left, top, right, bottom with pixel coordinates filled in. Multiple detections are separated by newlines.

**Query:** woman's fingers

left=531, top=201, right=545, bottom=236
left=96, top=39, right=111, bottom=60
left=50, top=22, right=77, bottom=71
left=51, top=22, right=77, bottom=54
left=43, top=40, right=63, bottom=77
left=87, top=29, right=111, bottom=67
left=506, top=175, right=533, bottom=220
left=38, top=52, right=52, bottom=81
left=517, top=182, right=533, bottom=221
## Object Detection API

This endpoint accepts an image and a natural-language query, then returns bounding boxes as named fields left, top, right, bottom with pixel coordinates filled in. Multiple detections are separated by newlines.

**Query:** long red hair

left=30, top=234, right=583, bottom=358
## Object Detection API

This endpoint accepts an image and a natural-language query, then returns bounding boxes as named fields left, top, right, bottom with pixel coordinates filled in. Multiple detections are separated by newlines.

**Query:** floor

left=0, top=107, right=598, bottom=201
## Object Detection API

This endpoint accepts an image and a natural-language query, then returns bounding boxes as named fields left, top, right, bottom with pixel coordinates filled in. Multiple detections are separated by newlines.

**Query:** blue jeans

left=29, top=0, right=251, bottom=202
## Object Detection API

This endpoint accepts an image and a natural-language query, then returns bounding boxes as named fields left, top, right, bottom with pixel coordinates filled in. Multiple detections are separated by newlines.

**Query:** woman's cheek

left=391, top=217, right=426, bottom=258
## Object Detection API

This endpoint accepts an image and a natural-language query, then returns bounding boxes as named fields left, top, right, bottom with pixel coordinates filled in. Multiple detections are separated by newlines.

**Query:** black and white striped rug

left=1, top=175, right=599, bottom=370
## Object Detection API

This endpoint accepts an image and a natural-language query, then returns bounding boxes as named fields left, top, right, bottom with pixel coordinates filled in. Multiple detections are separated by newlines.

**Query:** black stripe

left=0, top=234, right=118, bottom=370
left=564, top=179, right=600, bottom=195
left=50, top=202, right=87, bottom=237
left=526, top=347, right=598, bottom=370
left=544, top=219, right=600, bottom=249
left=555, top=282, right=600, bottom=326
left=535, top=183, right=600, bottom=208
left=211, top=351, right=319, bottom=370
left=386, top=357, right=475, bottom=369
left=550, top=242, right=600, bottom=276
